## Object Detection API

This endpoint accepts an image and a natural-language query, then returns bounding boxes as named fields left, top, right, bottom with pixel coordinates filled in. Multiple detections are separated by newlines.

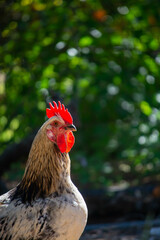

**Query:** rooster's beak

left=66, top=124, right=77, bottom=131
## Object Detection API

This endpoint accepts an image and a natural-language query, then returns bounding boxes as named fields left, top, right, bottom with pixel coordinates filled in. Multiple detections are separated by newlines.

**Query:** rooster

left=0, top=101, right=88, bottom=240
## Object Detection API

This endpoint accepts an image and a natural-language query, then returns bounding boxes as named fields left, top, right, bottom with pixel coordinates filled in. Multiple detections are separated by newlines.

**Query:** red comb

left=46, top=101, right=73, bottom=124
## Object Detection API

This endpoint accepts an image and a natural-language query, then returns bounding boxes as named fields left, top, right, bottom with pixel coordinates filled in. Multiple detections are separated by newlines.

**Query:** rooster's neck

left=13, top=129, right=71, bottom=202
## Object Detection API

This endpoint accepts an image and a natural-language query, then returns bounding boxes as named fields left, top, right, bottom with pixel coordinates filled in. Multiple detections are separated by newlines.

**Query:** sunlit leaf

left=79, top=36, right=93, bottom=47
left=140, top=101, right=152, bottom=116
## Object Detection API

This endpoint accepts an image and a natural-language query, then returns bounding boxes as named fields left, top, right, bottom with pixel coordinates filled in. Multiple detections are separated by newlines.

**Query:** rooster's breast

left=0, top=185, right=87, bottom=240
left=47, top=185, right=88, bottom=240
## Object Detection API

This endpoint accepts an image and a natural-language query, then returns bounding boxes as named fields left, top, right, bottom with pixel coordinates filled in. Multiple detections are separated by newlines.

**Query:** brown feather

left=12, top=117, right=71, bottom=202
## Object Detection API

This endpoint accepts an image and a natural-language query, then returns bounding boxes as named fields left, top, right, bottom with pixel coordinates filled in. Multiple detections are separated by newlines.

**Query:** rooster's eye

left=53, top=121, right=59, bottom=127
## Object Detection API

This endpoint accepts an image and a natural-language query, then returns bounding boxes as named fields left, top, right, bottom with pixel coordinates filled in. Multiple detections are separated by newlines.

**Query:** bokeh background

left=1, top=0, right=160, bottom=226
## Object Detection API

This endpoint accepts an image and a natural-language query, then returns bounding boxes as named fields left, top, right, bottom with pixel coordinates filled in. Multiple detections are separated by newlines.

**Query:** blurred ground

left=83, top=182, right=160, bottom=225
left=81, top=220, right=160, bottom=240
left=80, top=182, right=160, bottom=240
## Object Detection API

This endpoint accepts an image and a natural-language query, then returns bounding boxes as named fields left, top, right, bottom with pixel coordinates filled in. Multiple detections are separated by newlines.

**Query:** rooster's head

left=45, top=101, right=76, bottom=153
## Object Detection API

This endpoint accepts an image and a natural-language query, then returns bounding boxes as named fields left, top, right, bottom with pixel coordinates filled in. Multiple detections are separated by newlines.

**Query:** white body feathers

left=0, top=180, right=87, bottom=240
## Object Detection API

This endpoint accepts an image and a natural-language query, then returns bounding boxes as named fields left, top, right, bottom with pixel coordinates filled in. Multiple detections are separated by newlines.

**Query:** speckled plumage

left=0, top=116, right=88, bottom=240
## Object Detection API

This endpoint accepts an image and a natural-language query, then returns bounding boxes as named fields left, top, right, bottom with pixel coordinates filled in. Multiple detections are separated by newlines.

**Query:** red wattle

left=57, top=132, right=75, bottom=153
left=66, top=132, right=75, bottom=153
left=57, top=134, right=67, bottom=153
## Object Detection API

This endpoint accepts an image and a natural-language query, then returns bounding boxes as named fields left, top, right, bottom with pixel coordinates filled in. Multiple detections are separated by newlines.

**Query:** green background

left=0, top=0, right=160, bottom=188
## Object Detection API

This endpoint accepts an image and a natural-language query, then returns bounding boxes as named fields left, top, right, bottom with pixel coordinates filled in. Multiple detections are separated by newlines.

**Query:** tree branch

left=0, top=131, right=37, bottom=177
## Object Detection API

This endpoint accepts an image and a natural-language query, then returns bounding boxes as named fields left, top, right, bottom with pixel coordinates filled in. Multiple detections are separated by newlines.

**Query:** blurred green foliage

left=1, top=0, right=160, bottom=187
